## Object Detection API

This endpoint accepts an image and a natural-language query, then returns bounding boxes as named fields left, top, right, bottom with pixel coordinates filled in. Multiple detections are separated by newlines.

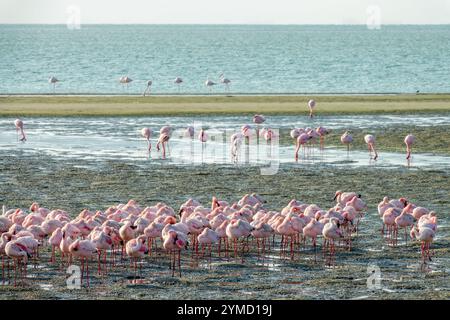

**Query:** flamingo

left=341, top=131, right=353, bottom=155
left=410, top=226, right=435, bottom=264
left=141, top=128, right=152, bottom=155
left=364, top=134, right=378, bottom=160
left=174, top=77, right=183, bottom=92
left=185, top=126, right=195, bottom=139
left=322, top=218, right=343, bottom=266
left=205, top=77, right=216, bottom=92
left=219, top=73, right=231, bottom=91
left=5, top=240, right=30, bottom=286
left=48, top=228, right=63, bottom=263
left=125, top=235, right=148, bottom=280
left=143, top=80, right=152, bottom=96
left=308, top=99, right=316, bottom=118
left=198, top=129, right=208, bottom=162
left=14, top=119, right=26, bottom=142
left=197, top=228, right=219, bottom=263
left=156, top=133, right=170, bottom=159
left=69, top=239, right=97, bottom=287
left=163, top=230, right=188, bottom=277
left=119, top=76, right=133, bottom=89
left=230, top=132, right=243, bottom=163
left=394, top=205, right=415, bottom=244
left=295, top=133, right=312, bottom=161
left=316, top=126, right=331, bottom=150
left=253, top=114, right=265, bottom=140
left=404, top=134, right=415, bottom=160
left=48, top=76, right=59, bottom=92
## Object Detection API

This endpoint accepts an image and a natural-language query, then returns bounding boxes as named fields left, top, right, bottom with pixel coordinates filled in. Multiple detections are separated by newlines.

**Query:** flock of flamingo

left=0, top=190, right=438, bottom=288
left=13, top=99, right=417, bottom=162
left=48, top=74, right=232, bottom=94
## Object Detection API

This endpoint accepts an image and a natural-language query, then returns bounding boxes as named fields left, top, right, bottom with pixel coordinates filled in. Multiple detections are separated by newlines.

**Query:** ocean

left=1, top=24, right=449, bottom=94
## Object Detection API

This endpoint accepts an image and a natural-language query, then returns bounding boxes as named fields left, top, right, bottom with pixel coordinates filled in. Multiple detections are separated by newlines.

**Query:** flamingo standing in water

left=198, top=129, right=208, bottom=162
left=364, top=134, right=378, bottom=160
left=316, top=127, right=331, bottom=150
left=174, top=77, right=183, bottom=92
left=48, top=76, right=59, bottom=92
left=230, top=132, right=243, bottom=163
left=141, top=128, right=152, bottom=155
left=295, top=133, right=312, bottom=161
left=253, top=114, right=265, bottom=140
left=404, top=134, right=415, bottom=160
left=205, top=77, right=216, bottom=92
left=156, top=133, right=170, bottom=159
left=143, top=80, right=152, bottom=96
left=14, top=119, right=26, bottom=142
left=119, top=76, right=133, bottom=89
left=308, top=99, right=316, bottom=118
left=341, top=131, right=353, bottom=155
left=219, top=73, right=231, bottom=92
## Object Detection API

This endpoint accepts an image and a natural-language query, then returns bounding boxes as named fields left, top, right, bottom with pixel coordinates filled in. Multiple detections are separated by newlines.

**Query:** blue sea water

left=0, top=24, right=449, bottom=94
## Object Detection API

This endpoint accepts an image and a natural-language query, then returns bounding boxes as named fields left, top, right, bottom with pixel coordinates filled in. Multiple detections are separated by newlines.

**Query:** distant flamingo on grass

left=308, top=99, right=316, bottom=118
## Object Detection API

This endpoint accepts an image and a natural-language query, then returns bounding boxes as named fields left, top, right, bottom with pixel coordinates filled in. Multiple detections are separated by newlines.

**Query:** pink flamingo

left=230, top=132, right=243, bottom=163
left=316, top=126, right=331, bottom=150
left=404, top=134, right=415, bottom=160
left=197, top=228, right=219, bottom=263
left=322, top=218, right=343, bottom=266
left=5, top=240, right=30, bottom=286
left=163, top=230, right=188, bottom=277
left=156, top=133, right=170, bottom=159
left=364, top=134, right=378, bottom=160
left=48, top=227, right=63, bottom=263
left=410, top=226, right=435, bottom=264
left=302, top=218, right=324, bottom=262
left=253, top=114, right=265, bottom=138
left=226, top=219, right=254, bottom=260
left=126, top=235, right=148, bottom=280
left=198, top=129, right=208, bottom=161
left=14, top=119, right=26, bottom=142
left=340, top=131, right=353, bottom=155
left=308, top=99, right=316, bottom=118
left=394, top=204, right=415, bottom=244
left=141, top=128, right=152, bottom=154
left=295, top=133, right=312, bottom=161
left=185, top=126, right=194, bottom=139
left=69, top=239, right=97, bottom=287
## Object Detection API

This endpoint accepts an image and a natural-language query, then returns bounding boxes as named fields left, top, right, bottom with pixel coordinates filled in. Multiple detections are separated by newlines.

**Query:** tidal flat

left=0, top=150, right=449, bottom=300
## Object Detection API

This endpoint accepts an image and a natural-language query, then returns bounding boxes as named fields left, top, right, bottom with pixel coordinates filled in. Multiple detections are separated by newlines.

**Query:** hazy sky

left=1, top=0, right=450, bottom=24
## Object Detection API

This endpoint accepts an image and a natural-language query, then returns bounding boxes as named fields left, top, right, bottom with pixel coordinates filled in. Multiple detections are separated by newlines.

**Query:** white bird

left=143, top=80, right=152, bottom=96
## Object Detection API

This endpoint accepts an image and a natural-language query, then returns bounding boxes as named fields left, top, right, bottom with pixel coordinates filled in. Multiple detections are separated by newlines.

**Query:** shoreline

left=1, top=94, right=450, bottom=117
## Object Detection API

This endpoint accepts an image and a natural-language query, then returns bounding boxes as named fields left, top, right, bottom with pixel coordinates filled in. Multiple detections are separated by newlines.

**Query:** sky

left=1, top=0, right=450, bottom=24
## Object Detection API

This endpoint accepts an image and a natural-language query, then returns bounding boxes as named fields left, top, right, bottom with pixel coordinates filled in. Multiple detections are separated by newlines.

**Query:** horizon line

left=1, top=23, right=450, bottom=26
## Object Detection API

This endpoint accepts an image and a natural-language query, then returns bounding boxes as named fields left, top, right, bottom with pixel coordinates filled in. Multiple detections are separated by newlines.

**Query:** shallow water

left=1, top=114, right=450, bottom=170
left=1, top=25, right=450, bottom=94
